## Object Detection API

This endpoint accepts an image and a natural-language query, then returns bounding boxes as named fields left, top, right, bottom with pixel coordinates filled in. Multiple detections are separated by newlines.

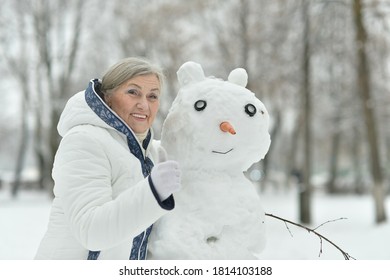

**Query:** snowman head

left=161, top=61, right=271, bottom=172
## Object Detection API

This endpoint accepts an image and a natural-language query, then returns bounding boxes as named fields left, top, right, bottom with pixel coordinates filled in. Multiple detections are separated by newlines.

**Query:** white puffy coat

left=35, top=82, right=171, bottom=260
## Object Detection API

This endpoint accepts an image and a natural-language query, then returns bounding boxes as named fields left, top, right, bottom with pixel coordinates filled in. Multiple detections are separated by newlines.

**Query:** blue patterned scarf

left=84, top=79, right=154, bottom=260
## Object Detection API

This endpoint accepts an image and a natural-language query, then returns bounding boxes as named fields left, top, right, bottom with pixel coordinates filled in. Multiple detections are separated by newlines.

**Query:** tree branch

left=265, top=212, right=355, bottom=260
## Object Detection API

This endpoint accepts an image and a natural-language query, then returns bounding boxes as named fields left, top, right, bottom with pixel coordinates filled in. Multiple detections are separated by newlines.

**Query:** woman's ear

left=104, top=94, right=112, bottom=108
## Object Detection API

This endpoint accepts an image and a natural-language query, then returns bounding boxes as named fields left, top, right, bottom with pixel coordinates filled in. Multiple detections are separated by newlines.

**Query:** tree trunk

left=327, top=63, right=343, bottom=194
left=300, top=0, right=312, bottom=224
left=327, top=123, right=341, bottom=194
left=239, top=0, right=249, bottom=72
left=352, top=127, right=364, bottom=194
left=262, top=109, right=281, bottom=186
left=352, top=0, right=387, bottom=223
left=12, top=85, right=29, bottom=197
left=286, top=114, right=303, bottom=189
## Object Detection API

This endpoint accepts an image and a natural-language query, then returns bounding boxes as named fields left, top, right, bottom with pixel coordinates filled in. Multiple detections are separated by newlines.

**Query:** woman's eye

left=149, top=94, right=159, bottom=100
left=245, top=104, right=257, bottom=117
left=127, top=89, right=138, bottom=95
left=194, top=100, right=207, bottom=111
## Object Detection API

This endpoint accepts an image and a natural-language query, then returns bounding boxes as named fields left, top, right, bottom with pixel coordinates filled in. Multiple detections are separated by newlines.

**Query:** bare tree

left=31, top=0, right=86, bottom=191
left=312, top=1, right=354, bottom=194
left=0, top=1, right=33, bottom=196
left=352, top=0, right=387, bottom=223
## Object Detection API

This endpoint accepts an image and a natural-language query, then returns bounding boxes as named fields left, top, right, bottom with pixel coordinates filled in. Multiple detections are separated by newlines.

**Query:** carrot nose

left=220, top=121, right=236, bottom=135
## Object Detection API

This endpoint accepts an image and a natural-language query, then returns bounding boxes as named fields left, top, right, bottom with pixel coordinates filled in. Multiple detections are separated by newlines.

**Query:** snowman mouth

left=212, top=148, right=233, bottom=155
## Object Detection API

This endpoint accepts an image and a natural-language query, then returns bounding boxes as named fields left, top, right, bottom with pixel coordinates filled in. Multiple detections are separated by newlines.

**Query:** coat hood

left=58, top=80, right=113, bottom=137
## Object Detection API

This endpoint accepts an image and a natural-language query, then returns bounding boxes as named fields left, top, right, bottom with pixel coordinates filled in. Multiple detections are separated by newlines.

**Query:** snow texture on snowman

left=148, top=61, right=271, bottom=259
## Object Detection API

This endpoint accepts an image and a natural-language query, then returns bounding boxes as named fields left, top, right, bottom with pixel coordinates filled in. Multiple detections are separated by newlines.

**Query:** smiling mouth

left=131, top=113, right=147, bottom=120
left=212, top=148, right=234, bottom=155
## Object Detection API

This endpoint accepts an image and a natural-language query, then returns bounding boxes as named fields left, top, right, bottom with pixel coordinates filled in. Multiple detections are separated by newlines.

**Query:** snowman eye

left=245, top=104, right=257, bottom=117
left=194, top=100, right=207, bottom=111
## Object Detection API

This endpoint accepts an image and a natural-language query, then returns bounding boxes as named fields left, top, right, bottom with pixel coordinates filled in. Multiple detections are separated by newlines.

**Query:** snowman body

left=148, top=62, right=271, bottom=259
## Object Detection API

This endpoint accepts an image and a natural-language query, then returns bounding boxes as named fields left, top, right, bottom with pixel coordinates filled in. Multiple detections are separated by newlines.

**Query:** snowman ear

left=177, top=61, right=206, bottom=86
left=228, top=68, right=248, bottom=87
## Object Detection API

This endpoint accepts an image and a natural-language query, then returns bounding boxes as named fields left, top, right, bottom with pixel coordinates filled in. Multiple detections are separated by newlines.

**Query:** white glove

left=150, top=147, right=181, bottom=201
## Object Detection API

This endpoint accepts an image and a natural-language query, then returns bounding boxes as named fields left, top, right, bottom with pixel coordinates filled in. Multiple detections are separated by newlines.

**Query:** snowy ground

left=0, top=186, right=389, bottom=260
left=259, top=189, right=390, bottom=260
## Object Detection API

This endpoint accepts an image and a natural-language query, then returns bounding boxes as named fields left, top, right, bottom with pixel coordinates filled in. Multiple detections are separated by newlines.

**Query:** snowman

left=148, top=61, right=271, bottom=259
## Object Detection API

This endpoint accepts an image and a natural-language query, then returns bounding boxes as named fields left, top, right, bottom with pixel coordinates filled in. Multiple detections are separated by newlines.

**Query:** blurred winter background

left=0, top=0, right=389, bottom=260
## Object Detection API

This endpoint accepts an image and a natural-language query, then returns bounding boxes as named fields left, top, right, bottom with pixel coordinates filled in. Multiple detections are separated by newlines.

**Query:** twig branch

left=313, top=217, right=347, bottom=231
left=265, top=213, right=355, bottom=260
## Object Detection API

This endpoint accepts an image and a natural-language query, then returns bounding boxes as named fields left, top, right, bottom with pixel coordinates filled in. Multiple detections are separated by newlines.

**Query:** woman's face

left=105, top=74, right=160, bottom=134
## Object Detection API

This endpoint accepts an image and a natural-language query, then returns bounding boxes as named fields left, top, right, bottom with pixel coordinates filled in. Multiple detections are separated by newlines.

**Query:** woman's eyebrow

left=127, top=83, right=159, bottom=92
left=127, top=83, right=141, bottom=89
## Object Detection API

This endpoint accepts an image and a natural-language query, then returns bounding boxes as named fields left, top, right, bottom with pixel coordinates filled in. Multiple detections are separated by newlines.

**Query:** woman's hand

left=150, top=147, right=181, bottom=201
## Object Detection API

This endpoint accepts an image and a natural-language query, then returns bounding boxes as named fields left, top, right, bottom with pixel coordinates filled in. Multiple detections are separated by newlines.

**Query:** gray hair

left=101, top=57, right=164, bottom=95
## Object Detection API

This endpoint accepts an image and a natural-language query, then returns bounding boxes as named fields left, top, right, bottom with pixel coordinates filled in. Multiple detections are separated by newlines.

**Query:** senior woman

left=35, top=57, right=181, bottom=260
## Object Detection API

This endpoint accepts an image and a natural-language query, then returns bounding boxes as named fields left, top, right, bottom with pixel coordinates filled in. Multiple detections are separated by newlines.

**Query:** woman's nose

left=136, top=96, right=148, bottom=110
left=220, top=121, right=236, bottom=135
